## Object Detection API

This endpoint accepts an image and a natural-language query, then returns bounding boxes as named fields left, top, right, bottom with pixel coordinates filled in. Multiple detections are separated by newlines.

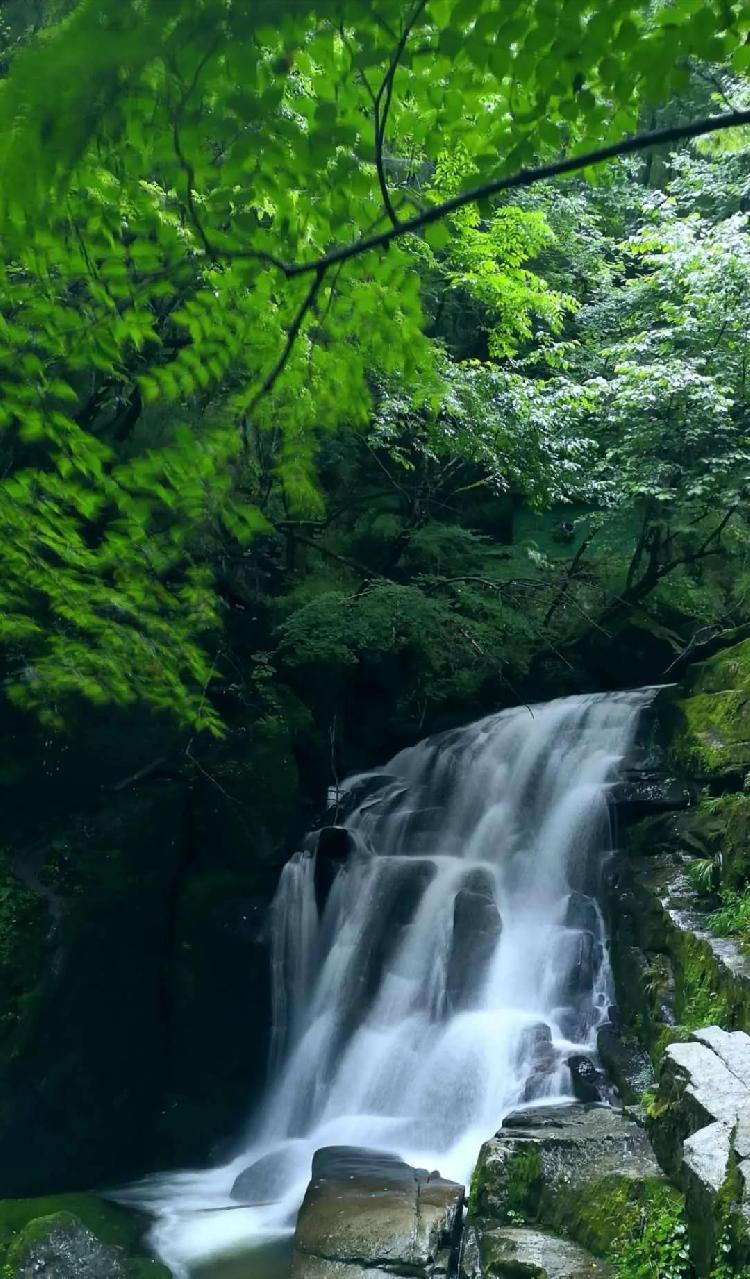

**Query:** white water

left=123, top=690, right=653, bottom=1276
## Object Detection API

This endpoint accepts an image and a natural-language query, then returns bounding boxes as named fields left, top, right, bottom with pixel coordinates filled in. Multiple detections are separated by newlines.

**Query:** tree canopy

left=0, top=0, right=748, bottom=740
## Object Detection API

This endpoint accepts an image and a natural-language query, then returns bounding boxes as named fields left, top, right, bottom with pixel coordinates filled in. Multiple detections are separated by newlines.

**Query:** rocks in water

left=596, top=1021, right=654, bottom=1105
left=518, top=1023, right=558, bottom=1103
left=563, top=893, right=600, bottom=936
left=609, top=770, right=690, bottom=819
left=0, top=1195, right=168, bottom=1279
left=567, top=1055, right=607, bottom=1105
left=648, top=1026, right=750, bottom=1274
left=461, top=1224, right=611, bottom=1278
left=3, top=1210, right=168, bottom=1278
left=292, top=1146, right=464, bottom=1278
left=468, top=1103, right=673, bottom=1262
left=7, top=1214, right=129, bottom=1278
left=230, top=1144, right=301, bottom=1203
left=447, top=868, right=502, bottom=1011
left=311, top=827, right=355, bottom=910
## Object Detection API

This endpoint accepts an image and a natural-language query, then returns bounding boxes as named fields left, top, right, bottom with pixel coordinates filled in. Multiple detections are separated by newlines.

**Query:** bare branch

left=544, top=534, right=595, bottom=626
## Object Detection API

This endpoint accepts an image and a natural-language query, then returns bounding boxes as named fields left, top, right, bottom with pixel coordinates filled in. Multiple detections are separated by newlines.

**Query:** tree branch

left=371, top=0, right=428, bottom=228
left=544, top=533, right=595, bottom=626
left=238, top=108, right=750, bottom=280
left=170, top=41, right=221, bottom=258
left=276, top=528, right=383, bottom=580
left=245, top=267, right=326, bottom=419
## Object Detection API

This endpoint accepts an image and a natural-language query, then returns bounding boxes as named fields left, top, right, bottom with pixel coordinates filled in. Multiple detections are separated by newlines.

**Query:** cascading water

left=125, top=690, right=654, bottom=1277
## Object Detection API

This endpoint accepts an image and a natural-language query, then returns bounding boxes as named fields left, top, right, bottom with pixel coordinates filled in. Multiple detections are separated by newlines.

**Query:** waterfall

left=123, top=690, right=654, bottom=1276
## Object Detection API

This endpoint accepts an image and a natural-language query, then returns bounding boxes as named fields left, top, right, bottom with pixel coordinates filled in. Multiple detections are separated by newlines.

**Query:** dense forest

left=1, top=1, right=750, bottom=1277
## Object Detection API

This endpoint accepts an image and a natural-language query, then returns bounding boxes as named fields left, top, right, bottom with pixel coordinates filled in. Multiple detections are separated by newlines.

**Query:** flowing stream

left=125, top=690, right=654, bottom=1276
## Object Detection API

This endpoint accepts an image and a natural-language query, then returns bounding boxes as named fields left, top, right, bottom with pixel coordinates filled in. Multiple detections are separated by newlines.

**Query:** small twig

left=329, top=713, right=341, bottom=819
left=371, top=0, right=428, bottom=227
left=111, top=757, right=169, bottom=792
left=544, top=534, right=595, bottom=627
left=247, top=267, right=326, bottom=416
left=283, top=528, right=383, bottom=579
left=170, top=41, right=221, bottom=258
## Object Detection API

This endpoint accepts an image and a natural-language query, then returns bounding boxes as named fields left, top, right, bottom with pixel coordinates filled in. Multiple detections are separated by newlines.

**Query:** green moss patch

left=505, top=1148, right=544, bottom=1221
left=0, top=1194, right=160, bottom=1270
left=669, top=639, right=750, bottom=781
left=544, top=1173, right=684, bottom=1260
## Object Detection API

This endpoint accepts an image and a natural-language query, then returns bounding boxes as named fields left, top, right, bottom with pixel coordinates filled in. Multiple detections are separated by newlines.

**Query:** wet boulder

left=518, top=1023, right=558, bottom=1103
left=596, top=1021, right=654, bottom=1105
left=231, top=1144, right=302, bottom=1203
left=563, top=893, right=600, bottom=937
left=609, top=770, right=690, bottom=820
left=446, top=869, right=502, bottom=1012
left=553, top=930, right=599, bottom=1042
left=311, top=827, right=356, bottom=911
left=292, top=1146, right=464, bottom=1278
left=565, top=932, right=596, bottom=999
left=567, top=1055, right=608, bottom=1105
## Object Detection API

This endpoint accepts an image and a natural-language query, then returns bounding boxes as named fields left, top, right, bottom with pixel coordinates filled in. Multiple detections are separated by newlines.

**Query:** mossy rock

left=623, top=796, right=750, bottom=884
left=546, top=1173, right=682, bottom=1259
left=467, top=1104, right=671, bottom=1260
left=646, top=1029, right=750, bottom=1275
left=606, top=852, right=750, bottom=1067
left=669, top=639, right=750, bottom=782
left=0, top=1195, right=167, bottom=1276
left=462, top=1224, right=611, bottom=1277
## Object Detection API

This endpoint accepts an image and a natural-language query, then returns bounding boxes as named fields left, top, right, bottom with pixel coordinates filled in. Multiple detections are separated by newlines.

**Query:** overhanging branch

left=241, top=108, right=750, bottom=412
left=244, top=108, right=750, bottom=280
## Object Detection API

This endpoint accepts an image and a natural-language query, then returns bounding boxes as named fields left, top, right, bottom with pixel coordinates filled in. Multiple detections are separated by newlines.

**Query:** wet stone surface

left=291, top=1147, right=464, bottom=1279
left=461, top=1224, right=611, bottom=1278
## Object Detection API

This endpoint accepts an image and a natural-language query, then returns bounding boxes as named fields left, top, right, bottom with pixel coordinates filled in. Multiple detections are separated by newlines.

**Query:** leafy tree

left=0, top=0, right=747, bottom=729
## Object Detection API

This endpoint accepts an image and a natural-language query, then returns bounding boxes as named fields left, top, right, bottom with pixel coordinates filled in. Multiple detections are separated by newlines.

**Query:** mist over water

left=124, top=690, right=654, bottom=1277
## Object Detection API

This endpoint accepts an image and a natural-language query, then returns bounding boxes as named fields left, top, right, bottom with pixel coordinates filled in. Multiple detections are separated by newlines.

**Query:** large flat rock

left=692, top=1025, right=750, bottom=1088
left=292, top=1147, right=463, bottom=1279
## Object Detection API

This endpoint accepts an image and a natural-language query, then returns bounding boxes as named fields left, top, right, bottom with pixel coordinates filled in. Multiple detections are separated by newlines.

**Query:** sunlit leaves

left=0, top=0, right=747, bottom=729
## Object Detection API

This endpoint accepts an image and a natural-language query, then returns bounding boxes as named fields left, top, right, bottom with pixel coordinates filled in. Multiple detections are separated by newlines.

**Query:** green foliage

left=0, top=0, right=747, bottom=730
left=277, top=580, right=534, bottom=717
left=710, top=1219, right=750, bottom=1279
left=611, top=1186, right=690, bottom=1279
left=708, top=889, right=750, bottom=950
left=679, top=962, right=731, bottom=1032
